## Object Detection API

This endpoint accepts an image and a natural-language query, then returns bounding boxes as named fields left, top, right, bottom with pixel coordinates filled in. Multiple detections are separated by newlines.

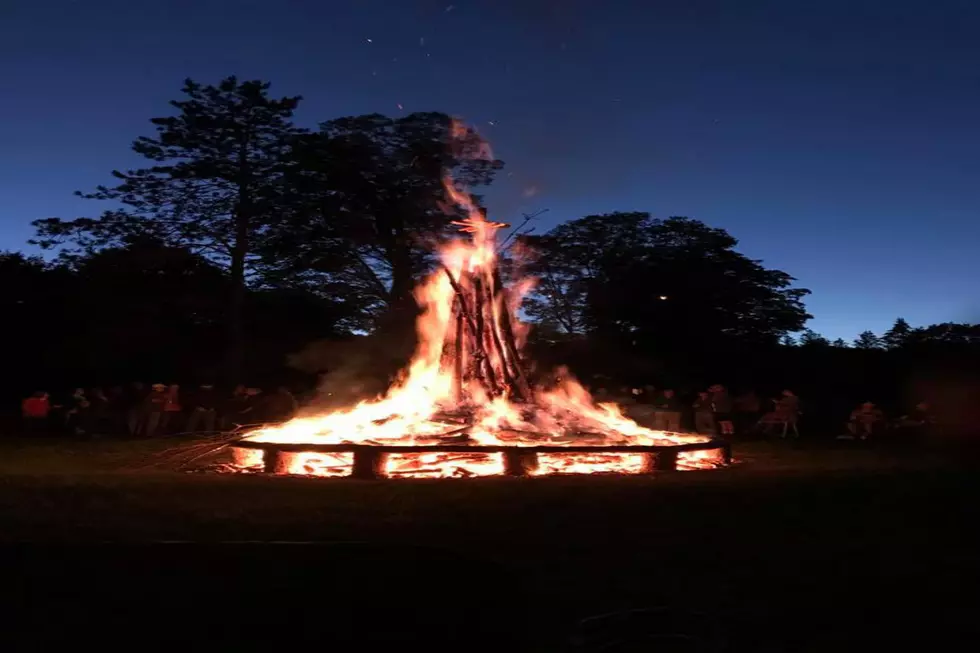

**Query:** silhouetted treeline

left=6, top=76, right=978, bottom=430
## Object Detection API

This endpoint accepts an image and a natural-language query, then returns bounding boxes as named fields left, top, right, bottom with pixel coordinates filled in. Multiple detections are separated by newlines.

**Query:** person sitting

left=893, top=401, right=936, bottom=440
left=847, top=401, right=884, bottom=440
left=758, top=389, right=801, bottom=438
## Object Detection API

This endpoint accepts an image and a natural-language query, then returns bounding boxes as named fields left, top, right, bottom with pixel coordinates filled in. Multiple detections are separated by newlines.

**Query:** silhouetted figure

left=240, top=388, right=264, bottom=422
left=222, top=385, right=249, bottom=429
left=734, top=390, right=761, bottom=433
left=613, top=385, right=636, bottom=408
left=123, top=383, right=147, bottom=436
left=141, top=384, right=169, bottom=437
left=759, top=389, right=800, bottom=438
left=87, top=387, right=111, bottom=437
left=692, top=391, right=715, bottom=435
left=187, top=384, right=218, bottom=434
left=894, top=401, right=936, bottom=441
left=653, top=389, right=682, bottom=432
left=22, top=391, right=50, bottom=434
left=106, top=386, right=126, bottom=435
left=65, top=388, right=89, bottom=436
left=259, top=386, right=299, bottom=423
left=847, top=401, right=884, bottom=440
left=161, top=384, right=182, bottom=434
left=709, top=384, right=735, bottom=437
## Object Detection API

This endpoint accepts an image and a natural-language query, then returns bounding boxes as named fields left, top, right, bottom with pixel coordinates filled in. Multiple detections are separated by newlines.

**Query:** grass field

left=1, top=436, right=978, bottom=648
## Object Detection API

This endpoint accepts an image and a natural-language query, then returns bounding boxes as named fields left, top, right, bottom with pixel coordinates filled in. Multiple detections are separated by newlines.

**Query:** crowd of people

left=20, top=383, right=299, bottom=438
left=595, top=384, right=937, bottom=441
left=19, top=380, right=937, bottom=441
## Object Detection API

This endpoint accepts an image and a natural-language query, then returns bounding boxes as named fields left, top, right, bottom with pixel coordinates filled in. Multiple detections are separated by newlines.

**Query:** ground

left=1, top=436, right=978, bottom=649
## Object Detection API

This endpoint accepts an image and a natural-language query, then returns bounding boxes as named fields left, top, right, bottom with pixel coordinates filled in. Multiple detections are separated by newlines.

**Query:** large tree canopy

left=32, top=76, right=306, bottom=381
left=263, top=112, right=502, bottom=332
left=521, top=212, right=812, bottom=354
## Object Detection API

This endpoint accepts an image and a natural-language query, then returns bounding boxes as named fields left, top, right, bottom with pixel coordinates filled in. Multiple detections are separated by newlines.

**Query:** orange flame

left=240, top=120, right=717, bottom=477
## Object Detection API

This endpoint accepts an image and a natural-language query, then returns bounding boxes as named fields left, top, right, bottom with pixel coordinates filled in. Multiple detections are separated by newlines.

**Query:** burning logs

left=503, top=449, right=539, bottom=476
left=442, top=262, right=529, bottom=403
left=235, top=440, right=731, bottom=479
left=351, top=448, right=389, bottom=480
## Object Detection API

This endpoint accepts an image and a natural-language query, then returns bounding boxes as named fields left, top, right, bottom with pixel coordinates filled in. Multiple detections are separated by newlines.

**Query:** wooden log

left=503, top=449, right=538, bottom=477
left=351, top=448, right=389, bottom=480
left=475, top=274, right=511, bottom=396
left=262, top=449, right=292, bottom=475
left=490, top=268, right=531, bottom=400
left=719, top=442, right=732, bottom=466
left=444, top=266, right=499, bottom=396
left=653, top=450, right=678, bottom=472
left=442, top=267, right=479, bottom=336
left=453, top=304, right=464, bottom=403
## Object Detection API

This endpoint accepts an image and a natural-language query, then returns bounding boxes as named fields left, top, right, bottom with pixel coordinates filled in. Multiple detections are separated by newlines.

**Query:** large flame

left=240, top=122, right=718, bottom=477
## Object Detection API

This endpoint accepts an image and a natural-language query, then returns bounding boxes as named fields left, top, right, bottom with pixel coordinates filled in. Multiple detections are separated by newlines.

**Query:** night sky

left=2, top=0, right=978, bottom=340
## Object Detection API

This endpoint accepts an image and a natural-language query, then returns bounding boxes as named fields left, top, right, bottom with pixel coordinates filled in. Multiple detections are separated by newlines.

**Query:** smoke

left=287, top=334, right=409, bottom=411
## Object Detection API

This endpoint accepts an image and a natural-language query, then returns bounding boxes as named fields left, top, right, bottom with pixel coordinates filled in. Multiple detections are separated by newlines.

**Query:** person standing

left=710, top=384, right=735, bottom=437
left=257, top=386, right=299, bottom=423
left=22, top=391, right=51, bottom=434
left=692, top=391, right=715, bottom=435
left=87, top=387, right=111, bottom=438
left=124, top=382, right=147, bottom=437
left=222, top=385, right=249, bottom=430
left=187, top=384, right=218, bottom=434
left=734, top=390, right=761, bottom=434
left=141, top=384, right=169, bottom=437
left=653, top=389, right=682, bottom=432
left=161, top=384, right=182, bottom=434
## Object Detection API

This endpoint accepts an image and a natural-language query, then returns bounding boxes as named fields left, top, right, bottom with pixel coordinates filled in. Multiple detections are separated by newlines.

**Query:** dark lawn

left=1, top=437, right=978, bottom=649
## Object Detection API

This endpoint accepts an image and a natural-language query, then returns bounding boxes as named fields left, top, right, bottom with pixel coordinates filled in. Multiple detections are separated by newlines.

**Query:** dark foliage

left=15, top=76, right=980, bottom=429
left=1, top=243, right=348, bottom=404
left=32, top=77, right=307, bottom=382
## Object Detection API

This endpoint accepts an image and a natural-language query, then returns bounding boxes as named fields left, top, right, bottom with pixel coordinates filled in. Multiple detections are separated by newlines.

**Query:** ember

left=231, top=121, right=729, bottom=479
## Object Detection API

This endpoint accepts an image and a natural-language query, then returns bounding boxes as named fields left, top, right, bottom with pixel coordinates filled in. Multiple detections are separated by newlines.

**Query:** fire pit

left=230, top=437, right=730, bottom=479
left=229, top=122, right=731, bottom=479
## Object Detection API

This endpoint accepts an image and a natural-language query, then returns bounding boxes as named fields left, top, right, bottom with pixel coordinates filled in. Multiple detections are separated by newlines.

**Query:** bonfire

left=231, top=122, right=727, bottom=478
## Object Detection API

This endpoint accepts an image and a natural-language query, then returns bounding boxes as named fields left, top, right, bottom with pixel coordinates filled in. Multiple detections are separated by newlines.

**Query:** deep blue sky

left=2, top=0, right=978, bottom=340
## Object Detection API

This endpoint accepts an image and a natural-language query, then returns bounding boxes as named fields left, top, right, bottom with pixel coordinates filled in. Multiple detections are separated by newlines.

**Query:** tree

left=0, top=252, right=76, bottom=395
left=798, top=329, right=831, bottom=347
left=521, top=213, right=811, bottom=353
left=831, top=338, right=848, bottom=348
left=32, top=77, right=306, bottom=382
left=264, top=112, right=502, bottom=337
left=68, top=239, right=230, bottom=380
left=853, top=330, right=883, bottom=349
left=882, top=317, right=913, bottom=350
left=905, top=322, right=980, bottom=349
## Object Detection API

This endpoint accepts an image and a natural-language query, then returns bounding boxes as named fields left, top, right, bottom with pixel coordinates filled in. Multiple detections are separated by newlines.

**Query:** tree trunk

left=373, top=222, right=418, bottom=370
left=226, top=218, right=248, bottom=386
left=227, top=144, right=251, bottom=385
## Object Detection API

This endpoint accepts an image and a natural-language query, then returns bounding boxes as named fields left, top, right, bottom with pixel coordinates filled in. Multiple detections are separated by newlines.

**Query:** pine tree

left=32, top=77, right=306, bottom=382
left=853, top=330, right=883, bottom=349
left=798, top=329, right=830, bottom=347
left=882, top=318, right=913, bottom=350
